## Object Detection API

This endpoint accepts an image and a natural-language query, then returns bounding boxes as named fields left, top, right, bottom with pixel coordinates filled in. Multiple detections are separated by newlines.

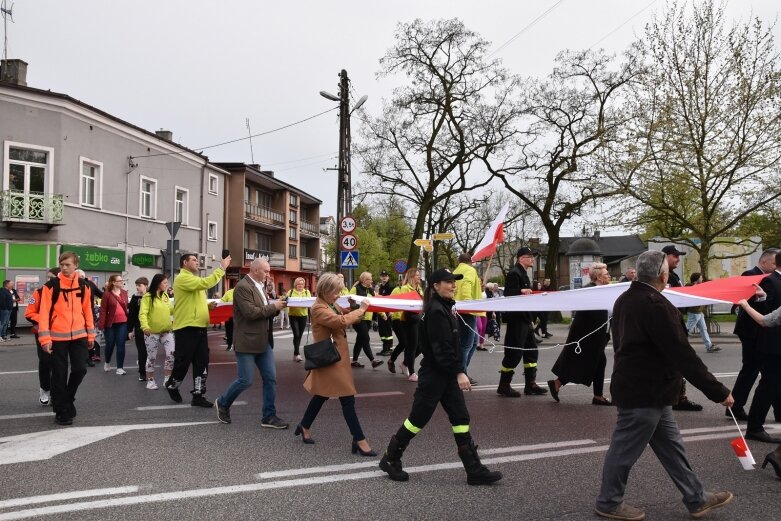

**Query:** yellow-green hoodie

left=139, top=292, right=174, bottom=333
left=173, top=267, right=225, bottom=330
left=287, top=288, right=311, bottom=317
left=453, top=262, right=486, bottom=317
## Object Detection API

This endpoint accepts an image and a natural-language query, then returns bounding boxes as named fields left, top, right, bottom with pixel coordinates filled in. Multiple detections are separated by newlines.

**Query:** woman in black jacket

left=379, top=268, right=502, bottom=486
left=548, top=263, right=613, bottom=405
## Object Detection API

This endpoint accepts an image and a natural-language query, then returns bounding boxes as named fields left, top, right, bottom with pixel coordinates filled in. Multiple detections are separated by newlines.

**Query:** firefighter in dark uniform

left=496, top=247, right=547, bottom=397
left=379, top=268, right=502, bottom=486
left=375, top=270, right=395, bottom=356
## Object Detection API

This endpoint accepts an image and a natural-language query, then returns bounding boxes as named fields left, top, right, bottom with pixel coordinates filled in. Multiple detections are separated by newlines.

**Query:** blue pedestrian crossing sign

left=340, top=251, right=359, bottom=269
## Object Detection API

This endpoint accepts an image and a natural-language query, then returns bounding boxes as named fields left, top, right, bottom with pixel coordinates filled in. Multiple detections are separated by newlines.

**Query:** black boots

left=523, top=368, right=548, bottom=395
left=379, top=435, right=409, bottom=481
left=496, top=371, right=521, bottom=397
left=458, top=440, right=503, bottom=485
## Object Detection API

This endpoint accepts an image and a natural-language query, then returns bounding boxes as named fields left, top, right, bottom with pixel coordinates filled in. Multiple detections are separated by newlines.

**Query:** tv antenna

left=1, top=1, right=13, bottom=64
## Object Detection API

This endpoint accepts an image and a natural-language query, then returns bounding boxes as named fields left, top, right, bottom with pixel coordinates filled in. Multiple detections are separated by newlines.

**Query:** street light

left=321, top=69, right=366, bottom=286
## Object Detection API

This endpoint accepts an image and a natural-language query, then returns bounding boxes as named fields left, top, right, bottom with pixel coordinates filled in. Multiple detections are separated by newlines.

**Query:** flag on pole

left=471, top=202, right=510, bottom=262
left=730, top=437, right=756, bottom=470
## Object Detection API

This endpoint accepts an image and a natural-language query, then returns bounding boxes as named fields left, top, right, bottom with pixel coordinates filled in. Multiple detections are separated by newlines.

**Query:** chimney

left=594, top=230, right=601, bottom=241
left=155, top=129, right=173, bottom=141
left=0, top=59, right=28, bottom=86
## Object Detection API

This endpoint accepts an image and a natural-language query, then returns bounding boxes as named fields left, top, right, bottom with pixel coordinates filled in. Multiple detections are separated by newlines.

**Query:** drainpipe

left=125, top=157, right=138, bottom=263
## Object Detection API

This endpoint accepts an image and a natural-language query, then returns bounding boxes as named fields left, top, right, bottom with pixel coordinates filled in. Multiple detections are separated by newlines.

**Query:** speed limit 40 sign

left=340, top=233, right=358, bottom=251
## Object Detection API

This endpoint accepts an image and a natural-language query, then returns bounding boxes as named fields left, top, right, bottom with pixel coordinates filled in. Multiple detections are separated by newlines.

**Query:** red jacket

left=98, top=289, right=129, bottom=330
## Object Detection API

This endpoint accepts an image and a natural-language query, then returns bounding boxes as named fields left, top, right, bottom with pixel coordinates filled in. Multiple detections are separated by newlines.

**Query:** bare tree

left=605, top=0, right=781, bottom=279
left=356, top=18, right=523, bottom=268
left=490, top=49, right=638, bottom=286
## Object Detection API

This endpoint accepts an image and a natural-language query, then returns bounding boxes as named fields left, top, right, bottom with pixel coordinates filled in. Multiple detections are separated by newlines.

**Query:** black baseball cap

left=661, top=245, right=686, bottom=256
left=516, top=247, right=537, bottom=257
left=380, top=270, right=389, bottom=276
left=428, top=268, right=463, bottom=286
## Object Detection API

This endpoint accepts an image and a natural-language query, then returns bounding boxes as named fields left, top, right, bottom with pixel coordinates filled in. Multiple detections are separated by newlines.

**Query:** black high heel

left=294, top=424, right=315, bottom=444
left=761, top=452, right=781, bottom=479
left=351, top=440, right=377, bottom=457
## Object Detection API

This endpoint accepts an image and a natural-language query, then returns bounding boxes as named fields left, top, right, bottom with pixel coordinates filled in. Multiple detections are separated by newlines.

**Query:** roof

left=214, top=162, right=322, bottom=205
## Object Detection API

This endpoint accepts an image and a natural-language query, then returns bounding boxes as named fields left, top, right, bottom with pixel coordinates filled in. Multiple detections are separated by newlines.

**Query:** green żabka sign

left=61, top=245, right=125, bottom=271
left=131, top=253, right=157, bottom=267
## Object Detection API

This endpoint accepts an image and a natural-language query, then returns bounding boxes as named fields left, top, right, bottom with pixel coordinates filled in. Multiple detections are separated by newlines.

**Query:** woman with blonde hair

left=295, top=273, right=377, bottom=456
left=388, top=268, right=424, bottom=382
left=548, top=262, right=613, bottom=405
left=287, top=277, right=311, bottom=363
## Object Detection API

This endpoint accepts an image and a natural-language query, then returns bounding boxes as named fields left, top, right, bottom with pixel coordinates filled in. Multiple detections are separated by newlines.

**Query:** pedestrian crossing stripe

left=341, top=251, right=359, bottom=268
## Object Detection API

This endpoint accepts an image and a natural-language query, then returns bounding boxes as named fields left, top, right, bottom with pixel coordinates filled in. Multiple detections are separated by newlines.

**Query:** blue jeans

left=0, top=309, right=10, bottom=338
left=685, top=313, right=712, bottom=350
left=458, top=314, right=477, bottom=370
left=218, top=347, right=276, bottom=418
left=103, top=322, right=128, bottom=368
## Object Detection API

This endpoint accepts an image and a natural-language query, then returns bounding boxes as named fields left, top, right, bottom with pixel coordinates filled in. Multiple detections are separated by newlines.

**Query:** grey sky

left=4, top=0, right=779, bottom=227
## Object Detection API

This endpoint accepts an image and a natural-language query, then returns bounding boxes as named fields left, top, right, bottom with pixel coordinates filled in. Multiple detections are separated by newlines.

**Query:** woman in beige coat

left=295, top=273, right=377, bottom=456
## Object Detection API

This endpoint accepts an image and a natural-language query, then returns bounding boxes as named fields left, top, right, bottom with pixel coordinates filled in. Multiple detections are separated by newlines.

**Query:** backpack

left=44, top=276, right=88, bottom=324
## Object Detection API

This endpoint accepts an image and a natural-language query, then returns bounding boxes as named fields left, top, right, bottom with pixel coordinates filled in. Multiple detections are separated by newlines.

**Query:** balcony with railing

left=300, top=256, right=319, bottom=272
left=244, top=202, right=285, bottom=228
left=300, top=219, right=319, bottom=237
left=0, top=190, right=64, bottom=227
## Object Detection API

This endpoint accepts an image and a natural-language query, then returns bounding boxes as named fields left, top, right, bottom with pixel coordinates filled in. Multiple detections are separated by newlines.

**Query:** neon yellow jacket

left=221, top=288, right=234, bottom=303
left=287, top=288, right=311, bottom=317
left=453, top=263, right=485, bottom=317
left=398, top=283, right=423, bottom=321
left=349, top=285, right=373, bottom=321
left=139, top=292, right=173, bottom=333
left=173, top=267, right=224, bottom=330
left=389, top=286, right=403, bottom=320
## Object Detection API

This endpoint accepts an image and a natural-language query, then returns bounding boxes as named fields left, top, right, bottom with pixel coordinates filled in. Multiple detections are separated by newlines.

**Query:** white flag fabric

left=471, top=202, right=510, bottom=262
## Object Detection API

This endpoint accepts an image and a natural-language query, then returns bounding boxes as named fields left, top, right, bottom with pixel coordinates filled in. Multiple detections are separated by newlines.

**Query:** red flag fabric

left=209, top=304, right=233, bottom=324
left=366, top=290, right=422, bottom=313
left=668, top=274, right=766, bottom=304
left=471, top=203, right=509, bottom=262
left=730, top=436, right=755, bottom=470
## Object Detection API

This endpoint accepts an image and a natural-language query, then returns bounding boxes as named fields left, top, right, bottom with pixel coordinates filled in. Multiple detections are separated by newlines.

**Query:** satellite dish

left=319, top=91, right=340, bottom=102
left=352, top=95, right=368, bottom=112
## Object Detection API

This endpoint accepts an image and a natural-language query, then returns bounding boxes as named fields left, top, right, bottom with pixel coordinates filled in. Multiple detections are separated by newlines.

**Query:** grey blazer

left=232, top=275, right=279, bottom=354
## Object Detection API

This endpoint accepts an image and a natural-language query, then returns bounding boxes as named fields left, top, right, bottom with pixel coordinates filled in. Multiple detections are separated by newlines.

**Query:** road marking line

left=355, top=391, right=404, bottom=398
left=0, top=371, right=37, bottom=376
left=0, top=412, right=54, bottom=421
left=134, top=401, right=247, bottom=411
left=0, top=486, right=139, bottom=509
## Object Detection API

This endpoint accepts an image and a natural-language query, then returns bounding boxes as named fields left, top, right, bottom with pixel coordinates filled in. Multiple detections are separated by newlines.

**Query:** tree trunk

left=698, top=241, right=710, bottom=281
left=407, top=199, right=432, bottom=269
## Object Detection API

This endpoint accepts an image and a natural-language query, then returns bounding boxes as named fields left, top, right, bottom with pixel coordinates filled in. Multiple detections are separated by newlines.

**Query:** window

left=289, top=227, right=297, bottom=240
left=174, top=187, right=189, bottom=224
left=139, top=176, right=157, bottom=219
left=244, top=186, right=250, bottom=203
left=300, top=206, right=309, bottom=221
left=289, top=210, right=297, bottom=223
left=207, top=221, right=218, bottom=242
left=5, top=142, right=52, bottom=195
left=244, top=230, right=250, bottom=249
left=256, top=232, right=271, bottom=251
left=208, top=173, right=219, bottom=195
left=256, top=190, right=273, bottom=208
left=289, top=244, right=297, bottom=258
left=79, top=157, right=102, bottom=208
left=290, top=193, right=298, bottom=207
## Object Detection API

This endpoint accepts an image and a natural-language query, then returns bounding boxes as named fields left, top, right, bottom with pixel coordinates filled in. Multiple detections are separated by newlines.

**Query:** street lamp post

left=321, top=69, right=366, bottom=287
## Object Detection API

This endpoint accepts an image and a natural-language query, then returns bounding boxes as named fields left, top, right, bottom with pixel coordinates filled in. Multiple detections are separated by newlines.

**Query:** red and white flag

left=471, top=203, right=509, bottom=262
left=730, top=437, right=756, bottom=470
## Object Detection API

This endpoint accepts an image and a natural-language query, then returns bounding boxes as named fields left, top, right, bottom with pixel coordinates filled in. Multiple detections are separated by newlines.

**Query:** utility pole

left=336, top=69, right=354, bottom=287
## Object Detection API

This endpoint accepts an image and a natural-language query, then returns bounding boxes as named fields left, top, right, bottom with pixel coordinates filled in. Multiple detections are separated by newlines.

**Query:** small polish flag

left=730, top=437, right=756, bottom=470
left=471, top=203, right=509, bottom=263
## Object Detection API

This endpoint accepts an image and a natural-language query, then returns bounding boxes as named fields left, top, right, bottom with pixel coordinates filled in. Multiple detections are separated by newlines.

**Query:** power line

left=490, top=0, right=567, bottom=57
left=589, top=0, right=658, bottom=50
left=130, top=106, right=338, bottom=160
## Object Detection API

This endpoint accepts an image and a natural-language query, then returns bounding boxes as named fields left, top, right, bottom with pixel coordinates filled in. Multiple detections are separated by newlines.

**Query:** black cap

left=516, top=247, right=536, bottom=257
left=661, top=245, right=686, bottom=256
left=428, top=268, right=463, bottom=286
left=380, top=270, right=389, bottom=276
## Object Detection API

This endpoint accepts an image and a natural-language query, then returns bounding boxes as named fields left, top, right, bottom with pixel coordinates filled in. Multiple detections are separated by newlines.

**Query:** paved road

left=0, top=322, right=778, bottom=521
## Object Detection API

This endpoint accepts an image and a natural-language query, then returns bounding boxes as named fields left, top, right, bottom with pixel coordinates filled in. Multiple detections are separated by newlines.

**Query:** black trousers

left=35, top=334, right=52, bottom=391
left=300, top=395, right=365, bottom=441
left=402, top=318, right=421, bottom=373
left=133, top=326, right=146, bottom=378
left=378, top=314, right=393, bottom=344
left=500, top=320, right=539, bottom=371
left=352, top=320, right=374, bottom=361
left=407, top=365, right=470, bottom=431
left=559, top=351, right=606, bottom=396
left=9, top=307, right=18, bottom=335
left=49, top=338, right=89, bottom=415
left=225, top=318, right=234, bottom=348
left=747, top=353, right=781, bottom=432
left=290, top=316, right=307, bottom=354
left=390, top=320, right=406, bottom=362
left=171, top=327, right=210, bottom=395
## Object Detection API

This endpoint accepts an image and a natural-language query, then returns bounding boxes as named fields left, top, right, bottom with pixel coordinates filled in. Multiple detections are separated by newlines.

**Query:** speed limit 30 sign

left=340, top=233, right=358, bottom=251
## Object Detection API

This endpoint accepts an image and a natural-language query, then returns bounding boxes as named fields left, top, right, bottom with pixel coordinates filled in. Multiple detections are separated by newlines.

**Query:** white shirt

left=248, top=275, right=267, bottom=305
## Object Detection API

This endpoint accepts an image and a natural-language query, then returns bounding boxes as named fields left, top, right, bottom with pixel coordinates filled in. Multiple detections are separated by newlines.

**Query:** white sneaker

left=408, top=373, right=418, bottom=382
left=116, top=368, right=126, bottom=375
left=294, top=355, right=303, bottom=362
left=146, top=378, right=158, bottom=390
left=39, top=388, right=50, bottom=405
left=103, top=363, right=113, bottom=372
left=400, top=362, right=409, bottom=376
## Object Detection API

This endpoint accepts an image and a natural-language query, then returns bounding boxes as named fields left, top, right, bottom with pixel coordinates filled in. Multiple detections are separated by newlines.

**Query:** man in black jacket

left=496, top=247, right=547, bottom=397
left=595, top=250, right=733, bottom=521
left=731, top=248, right=780, bottom=422
left=662, top=245, right=704, bottom=412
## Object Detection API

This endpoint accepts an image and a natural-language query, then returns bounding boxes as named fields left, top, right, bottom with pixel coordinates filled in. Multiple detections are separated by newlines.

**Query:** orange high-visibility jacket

left=37, top=273, right=96, bottom=345
left=24, top=287, right=43, bottom=334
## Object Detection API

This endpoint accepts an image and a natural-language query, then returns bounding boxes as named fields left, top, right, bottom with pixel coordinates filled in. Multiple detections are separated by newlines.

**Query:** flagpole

left=482, top=253, right=494, bottom=287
